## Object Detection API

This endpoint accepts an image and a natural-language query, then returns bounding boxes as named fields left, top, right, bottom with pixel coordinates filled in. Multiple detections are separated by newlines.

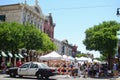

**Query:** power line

left=44, top=5, right=113, bottom=11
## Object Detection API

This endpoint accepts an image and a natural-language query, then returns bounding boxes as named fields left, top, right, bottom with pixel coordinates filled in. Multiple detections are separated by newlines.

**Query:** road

left=0, top=74, right=120, bottom=80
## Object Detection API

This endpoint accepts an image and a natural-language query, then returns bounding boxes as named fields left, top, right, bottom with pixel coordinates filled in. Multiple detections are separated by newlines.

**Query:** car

left=6, top=62, right=59, bottom=79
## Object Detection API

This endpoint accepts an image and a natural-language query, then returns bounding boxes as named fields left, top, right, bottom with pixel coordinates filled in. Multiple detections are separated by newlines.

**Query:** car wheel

left=19, top=75, right=23, bottom=78
left=10, top=72, right=16, bottom=77
left=45, top=76, right=49, bottom=79
left=37, top=74, right=43, bottom=79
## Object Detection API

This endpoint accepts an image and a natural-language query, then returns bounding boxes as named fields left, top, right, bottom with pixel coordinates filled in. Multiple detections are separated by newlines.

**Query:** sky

left=0, top=0, right=120, bottom=58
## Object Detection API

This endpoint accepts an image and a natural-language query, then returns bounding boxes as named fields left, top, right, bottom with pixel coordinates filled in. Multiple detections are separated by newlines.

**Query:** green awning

left=14, top=54, right=19, bottom=58
left=18, top=54, right=24, bottom=58
left=8, top=52, right=13, bottom=57
left=1, top=51, right=7, bottom=57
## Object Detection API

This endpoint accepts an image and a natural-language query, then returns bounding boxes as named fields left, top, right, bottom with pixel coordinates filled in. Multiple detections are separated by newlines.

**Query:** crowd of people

left=0, top=59, right=23, bottom=73
left=49, top=60, right=119, bottom=78
left=0, top=58, right=119, bottom=79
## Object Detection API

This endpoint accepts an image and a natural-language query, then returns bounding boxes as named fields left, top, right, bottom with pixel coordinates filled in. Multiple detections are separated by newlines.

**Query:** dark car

left=6, top=62, right=58, bottom=79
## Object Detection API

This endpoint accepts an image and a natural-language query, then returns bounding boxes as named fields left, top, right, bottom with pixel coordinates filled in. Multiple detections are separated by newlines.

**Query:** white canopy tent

left=68, top=56, right=75, bottom=61
left=62, top=55, right=75, bottom=61
left=39, top=51, right=62, bottom=60
left=76, top=57, right=92, bottom=63
left=93, top=59, right=101, bottom=63
left=62, top=55, right=68, bottom=61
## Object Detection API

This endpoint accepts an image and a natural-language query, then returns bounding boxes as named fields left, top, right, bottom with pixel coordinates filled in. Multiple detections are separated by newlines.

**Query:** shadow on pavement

left=4, top=75, right=56, bottom=80
left=90, top=76, right=119, bottom=80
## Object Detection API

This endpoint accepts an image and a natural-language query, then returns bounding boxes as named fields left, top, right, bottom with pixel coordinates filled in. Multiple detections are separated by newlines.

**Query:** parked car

left=6, top=62, right=59, bottom=79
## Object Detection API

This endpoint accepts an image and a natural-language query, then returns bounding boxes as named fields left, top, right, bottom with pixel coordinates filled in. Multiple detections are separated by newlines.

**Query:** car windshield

left=20, top=63, right=30, bottom=68
left=39, top=63, right=49, bottom=68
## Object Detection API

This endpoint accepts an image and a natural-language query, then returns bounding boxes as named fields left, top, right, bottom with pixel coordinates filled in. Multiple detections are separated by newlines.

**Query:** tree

left=76, top=53, right=88, bottom=58
left=0, top=22, right=25, bottom=53
left=23, top=23, right=56, bottom=53
left=98, top=54, right=107, bottom=61
left=0, top=22, right=56, bottom=54
left=22, top=23, right=43, bottom=50
left=83, top=21, right=120, bottom=68
left=41, top=32, right=56, bottom=52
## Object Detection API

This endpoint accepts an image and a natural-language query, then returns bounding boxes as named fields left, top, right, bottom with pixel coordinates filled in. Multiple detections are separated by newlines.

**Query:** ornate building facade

left=0, top=2, right=44, bottom=31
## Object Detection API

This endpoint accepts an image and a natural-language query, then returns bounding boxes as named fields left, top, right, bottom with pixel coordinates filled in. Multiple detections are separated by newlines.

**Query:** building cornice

left=0, top=3, right=45, bottom=20
left=20, top=3, right=45, bottom=20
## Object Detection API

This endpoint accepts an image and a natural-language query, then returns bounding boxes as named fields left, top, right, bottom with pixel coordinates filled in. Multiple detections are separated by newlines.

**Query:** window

left=20, top=64, right=30, bottom=68
left=0, top=15, right=5, bottom=22
left=39, top=63, right=49, bottom=68
left=30, top=64, right=38, bottom=68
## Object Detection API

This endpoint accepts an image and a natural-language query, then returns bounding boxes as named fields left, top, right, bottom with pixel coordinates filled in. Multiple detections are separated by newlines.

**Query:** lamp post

left=117, top=8, right=120, bottom=72
left=116, top=8, right=120, bottom=16
left=117, top=30, right=120, bottom=72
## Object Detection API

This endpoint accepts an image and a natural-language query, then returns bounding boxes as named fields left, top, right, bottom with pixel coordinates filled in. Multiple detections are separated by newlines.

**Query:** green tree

left=76, top=53, right=88, bottom=58
left=41, top=32, right=56, bottom=52
left=22, top=23, right=43, bottom=50
left=83, top=21, right=120, bottom=68
left=0, top=22, right=56, bottom=54
left=98, top=54, right=106, bottom=61
left=0, top=22, right=24, bottom=53
left=23, top=23, right=56, bottom=53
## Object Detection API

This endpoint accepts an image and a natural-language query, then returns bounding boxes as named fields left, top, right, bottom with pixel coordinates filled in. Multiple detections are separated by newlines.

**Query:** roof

left=0, top=3, right=21, bottom=7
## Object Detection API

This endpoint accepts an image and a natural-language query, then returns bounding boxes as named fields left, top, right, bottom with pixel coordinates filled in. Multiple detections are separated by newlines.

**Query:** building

left=43, top=13, right=55, bottom=39
left=54, top=39, right=78, bottom=57
left=0, top=1, right=77, bottom=67
left=53, top=39, right=63, bottom=55
left=0, top=1, right=44, bottom=32
left=0, top=1, right=56, bottom=66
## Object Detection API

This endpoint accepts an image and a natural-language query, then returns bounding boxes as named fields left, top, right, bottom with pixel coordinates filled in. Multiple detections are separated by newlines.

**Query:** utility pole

left=116, top=8, right=120, bottom=72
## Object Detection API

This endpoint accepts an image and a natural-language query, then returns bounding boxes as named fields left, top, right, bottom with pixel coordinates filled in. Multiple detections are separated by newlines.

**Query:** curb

left=116, top=77, right=120, bottom=80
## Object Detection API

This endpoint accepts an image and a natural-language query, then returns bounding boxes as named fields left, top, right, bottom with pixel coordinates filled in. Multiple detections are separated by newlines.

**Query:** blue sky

left=0, top=0, right=120, bottom=58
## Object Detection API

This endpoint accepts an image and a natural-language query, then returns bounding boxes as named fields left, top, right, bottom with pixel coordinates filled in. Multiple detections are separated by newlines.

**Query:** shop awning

left=1, top=51, right=7, bottom=57
left=8, top=52, right=13, bottom=57
left=18, top=54, right=24, bottom=58
left=14, top=54, right=19, bottom=58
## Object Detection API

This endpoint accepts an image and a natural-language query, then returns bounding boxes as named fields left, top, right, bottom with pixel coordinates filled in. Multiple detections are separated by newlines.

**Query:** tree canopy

left=83, top=21, right=120, bottom=55
left=0, top=22, right=56, bottom=54
left=83, top=21, right=120, bottom=68
left=76, top=53, right=88, bottom=58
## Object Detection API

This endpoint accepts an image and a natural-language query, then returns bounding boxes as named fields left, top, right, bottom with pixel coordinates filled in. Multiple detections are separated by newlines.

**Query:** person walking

left=73, top=60, right=79, bottom=78
left=16, top=59, right=22, bottom=67
left=77, top=63, right=81, bottom=77
left=1, top=60, right=7, bottom=74
left=113, top=62, right=118, bottom=77
left=7, top=61, right=11, bottom=69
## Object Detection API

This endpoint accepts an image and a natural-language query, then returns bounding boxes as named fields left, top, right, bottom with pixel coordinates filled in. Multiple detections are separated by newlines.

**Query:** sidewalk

left=116, top=77, right=120, bottom=80
left=52, top=74, right=120, bottom=80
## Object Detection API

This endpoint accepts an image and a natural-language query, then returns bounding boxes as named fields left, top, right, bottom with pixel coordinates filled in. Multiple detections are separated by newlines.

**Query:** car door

left=18, top=63, right=30, bottom=75
left=28, top=63, right=39, bottom=75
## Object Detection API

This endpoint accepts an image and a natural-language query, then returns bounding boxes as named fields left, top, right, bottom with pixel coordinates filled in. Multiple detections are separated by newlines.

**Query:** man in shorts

left=73, top=60, right=79, bottom=78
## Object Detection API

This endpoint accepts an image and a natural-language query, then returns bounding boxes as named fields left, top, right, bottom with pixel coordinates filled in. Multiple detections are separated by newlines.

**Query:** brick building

left=43, top=13, right=55, bottom=39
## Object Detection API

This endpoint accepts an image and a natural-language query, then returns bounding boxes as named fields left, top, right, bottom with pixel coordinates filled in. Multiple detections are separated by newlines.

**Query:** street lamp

left=117, top=30, right=120, bottom=72
left=116, top=8, right=120, bottom=16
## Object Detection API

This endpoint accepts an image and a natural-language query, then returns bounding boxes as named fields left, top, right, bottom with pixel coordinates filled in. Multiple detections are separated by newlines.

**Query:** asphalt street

left=0, top=74, right=120, bottom=80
